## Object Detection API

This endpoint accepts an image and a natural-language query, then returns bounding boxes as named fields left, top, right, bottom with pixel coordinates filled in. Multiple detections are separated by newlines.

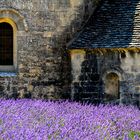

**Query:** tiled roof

left=69, top=0, right=140, bottom=49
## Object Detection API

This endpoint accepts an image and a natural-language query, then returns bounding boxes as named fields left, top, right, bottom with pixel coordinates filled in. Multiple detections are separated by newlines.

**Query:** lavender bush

left=0, top=99, right=139, bottom=140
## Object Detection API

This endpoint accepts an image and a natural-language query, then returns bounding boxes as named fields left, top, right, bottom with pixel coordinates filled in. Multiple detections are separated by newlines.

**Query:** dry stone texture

left=0, top=0, right=100, bottom=99
left=70, top=0, right=140, bottom=107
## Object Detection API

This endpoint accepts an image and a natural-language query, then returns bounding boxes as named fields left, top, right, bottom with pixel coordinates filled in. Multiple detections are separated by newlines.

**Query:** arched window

left=104, top=72, right=120, bottom=101
left=0, top=18, right=17, bottom=72
left=0, top=22, right=13, bottom=65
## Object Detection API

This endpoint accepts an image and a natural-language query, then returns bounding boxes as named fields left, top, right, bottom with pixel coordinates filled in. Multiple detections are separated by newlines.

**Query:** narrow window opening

left=104, top=72, right=119, bottom=101
left=0, top=22, right=13, bottom=65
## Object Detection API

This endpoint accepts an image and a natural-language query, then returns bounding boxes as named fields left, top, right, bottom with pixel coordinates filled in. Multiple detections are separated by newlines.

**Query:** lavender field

left=0, top=99, right=139, bottom=140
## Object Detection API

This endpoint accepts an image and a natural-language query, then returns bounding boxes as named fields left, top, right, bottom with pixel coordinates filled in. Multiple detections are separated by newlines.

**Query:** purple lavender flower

left=0, top=99, right=139, bottom=140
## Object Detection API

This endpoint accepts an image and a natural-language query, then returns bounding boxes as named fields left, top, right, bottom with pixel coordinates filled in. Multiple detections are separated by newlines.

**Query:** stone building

left=0, top=0, right=140, bottom=107
left=69, top=0, right=140, bottom=107
left=0, top=0, right=100, bottom=99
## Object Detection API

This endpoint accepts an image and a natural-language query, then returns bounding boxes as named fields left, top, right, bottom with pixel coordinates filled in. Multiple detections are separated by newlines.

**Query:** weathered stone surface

left=0, top=0, right=100, bottom=99
left=69, top=0, right=140, bottom=107
left=70, top=50, right=140, bottom=107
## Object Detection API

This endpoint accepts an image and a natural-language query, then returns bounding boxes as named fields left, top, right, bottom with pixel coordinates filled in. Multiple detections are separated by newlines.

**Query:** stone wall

left=71, top=50, right=101, bottom=103
left=70, top=50, right=140, bottom=107
left=0, top=0, right=101, bottom=99
left=120, top=51, right=140, bottom=106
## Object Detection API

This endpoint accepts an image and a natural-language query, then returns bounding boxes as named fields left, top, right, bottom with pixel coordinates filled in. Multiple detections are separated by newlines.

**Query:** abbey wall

left=0, top=0, right=101, bottom=99
left=71, top=50, right=140, bottom=106
left=70, top=0, right=140, bottom=107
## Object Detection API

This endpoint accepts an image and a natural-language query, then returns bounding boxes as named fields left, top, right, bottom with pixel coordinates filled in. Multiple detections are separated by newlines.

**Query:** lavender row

left=0, top=99, right=139, bottom=140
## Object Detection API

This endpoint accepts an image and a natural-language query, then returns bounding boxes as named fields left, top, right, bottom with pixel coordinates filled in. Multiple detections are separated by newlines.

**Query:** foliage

left=128, top=131, right=140, bottom=139
left=0, top=99, right=139, bottom=140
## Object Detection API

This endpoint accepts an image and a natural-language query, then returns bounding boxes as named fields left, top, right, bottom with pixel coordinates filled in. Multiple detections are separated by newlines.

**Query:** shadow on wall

left=73, top=52, right=103, bottom=104
left=42, top=0, right=100, bottom=99
left=70, top=0, right=140, bottom=103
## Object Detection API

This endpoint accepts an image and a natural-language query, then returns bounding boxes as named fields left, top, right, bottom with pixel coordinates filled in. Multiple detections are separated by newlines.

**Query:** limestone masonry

left=0, top=0, right=140, bottom=107
left=0, top=0, right=100, bottom=100
left=70, top=0, right=140, bottom=107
